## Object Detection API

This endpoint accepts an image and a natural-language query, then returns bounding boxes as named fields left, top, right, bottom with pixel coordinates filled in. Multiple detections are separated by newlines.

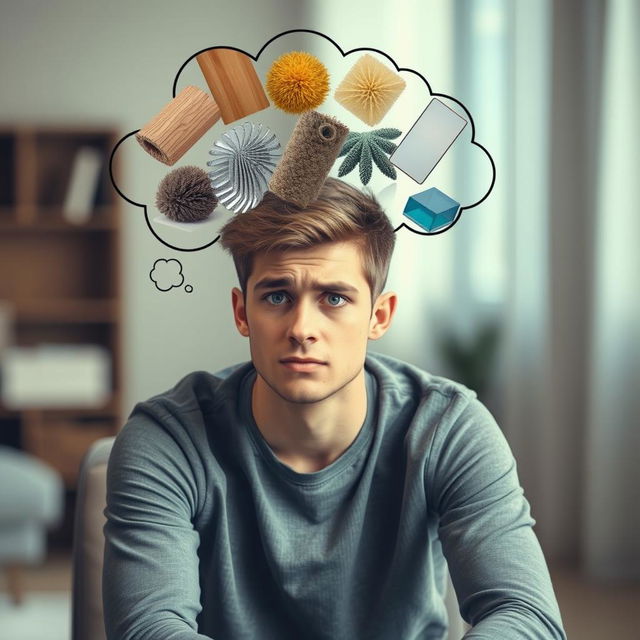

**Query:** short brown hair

left=218, top=177, right=396, bottom=303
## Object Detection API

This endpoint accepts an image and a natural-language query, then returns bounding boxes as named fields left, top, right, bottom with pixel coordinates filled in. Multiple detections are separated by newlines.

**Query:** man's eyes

left=262, top=291, right=349, bottom=307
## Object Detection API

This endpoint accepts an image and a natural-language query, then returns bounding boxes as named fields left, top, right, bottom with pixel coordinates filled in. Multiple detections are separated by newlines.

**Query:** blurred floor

left=0, top=551, right=72, bottom=594
left=549, top=562, right=639, bottom=639
left=0, top=554, right=638, bottom=638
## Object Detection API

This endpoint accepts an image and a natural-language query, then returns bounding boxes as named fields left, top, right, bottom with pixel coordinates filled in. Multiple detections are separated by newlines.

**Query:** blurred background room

left=0, top=0, right=638, bottom=638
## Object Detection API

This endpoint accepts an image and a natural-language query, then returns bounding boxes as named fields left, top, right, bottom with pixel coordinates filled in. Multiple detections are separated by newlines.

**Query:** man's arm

left=102, top=410, right=211, bottom=640
left=428, top=395, right=567, bottom=639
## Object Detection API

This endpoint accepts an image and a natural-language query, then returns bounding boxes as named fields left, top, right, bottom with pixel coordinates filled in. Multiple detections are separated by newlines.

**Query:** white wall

left=0, top=0, right=310, bottom=414
left=1, top=0, right=459, bottom=418
left=1, top=0, right=457, bottom=416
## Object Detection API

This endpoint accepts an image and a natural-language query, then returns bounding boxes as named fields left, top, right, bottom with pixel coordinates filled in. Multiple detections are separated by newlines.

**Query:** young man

left=103, top=178, right=566, bottom=639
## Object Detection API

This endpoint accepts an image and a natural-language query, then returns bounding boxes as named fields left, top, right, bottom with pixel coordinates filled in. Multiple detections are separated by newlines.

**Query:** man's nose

left=287, top=299, right=318, bottom=345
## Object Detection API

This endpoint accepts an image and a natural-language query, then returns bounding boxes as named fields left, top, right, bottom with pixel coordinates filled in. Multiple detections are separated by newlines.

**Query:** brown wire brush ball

left=155, top=165, right=218, bottom=222
left=265, top=51, right=330, bottom=114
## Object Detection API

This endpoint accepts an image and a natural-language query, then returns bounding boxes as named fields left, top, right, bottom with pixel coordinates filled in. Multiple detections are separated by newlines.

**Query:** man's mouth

left=280, top=357, right=327, bottom=371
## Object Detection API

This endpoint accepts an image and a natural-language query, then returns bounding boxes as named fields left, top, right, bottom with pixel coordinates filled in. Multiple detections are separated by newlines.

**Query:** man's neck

left=250, top=370, right=368, bottom=473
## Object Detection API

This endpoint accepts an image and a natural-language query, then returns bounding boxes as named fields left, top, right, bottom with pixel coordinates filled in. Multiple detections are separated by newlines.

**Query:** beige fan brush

left=334, top=54, right=406, bottom=126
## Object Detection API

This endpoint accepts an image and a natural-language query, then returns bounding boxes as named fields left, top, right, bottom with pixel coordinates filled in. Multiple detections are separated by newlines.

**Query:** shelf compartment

left=0, top=134, right=16, bottom=208
left=0, top=415, right=23, bottom=449
left=0, top=394, right=120, bottom=420
left=14, top=298, right=118, bottom=323
left=0, top=206, right=119, bottom=230
left=14, top=323, right=115, bottom=350
left=0, top=232, right=117, bottom=299
left=34, top=131, right=114, bottom=210
left=30, top=204, right=118, bottom=228
left=12, top=323, right=119, bottom=392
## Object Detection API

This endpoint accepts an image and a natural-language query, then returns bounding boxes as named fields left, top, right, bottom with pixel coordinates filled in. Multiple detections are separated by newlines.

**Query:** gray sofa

left=0, top=445, right=64, bottom=604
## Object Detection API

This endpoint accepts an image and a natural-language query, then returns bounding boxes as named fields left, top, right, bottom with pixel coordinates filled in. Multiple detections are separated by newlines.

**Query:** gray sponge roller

left=268, top=111, right=349, bottom=208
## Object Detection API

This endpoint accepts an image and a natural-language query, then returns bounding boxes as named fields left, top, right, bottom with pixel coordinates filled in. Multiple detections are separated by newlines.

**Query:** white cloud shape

left=111, top=29, right=495, bottom=248
left=150, top=258, right=185, bottom=292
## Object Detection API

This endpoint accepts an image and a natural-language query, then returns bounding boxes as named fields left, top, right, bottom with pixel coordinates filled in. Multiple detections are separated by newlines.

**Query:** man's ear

left=231, top=287, right=250, bottom=337
left=368, top=291, right=398, bottom=340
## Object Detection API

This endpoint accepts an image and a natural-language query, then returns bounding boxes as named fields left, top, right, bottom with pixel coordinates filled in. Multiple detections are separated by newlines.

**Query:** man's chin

left=255, top=364, right=364, bottom=406
left=271, top=382, right=331, bottom=406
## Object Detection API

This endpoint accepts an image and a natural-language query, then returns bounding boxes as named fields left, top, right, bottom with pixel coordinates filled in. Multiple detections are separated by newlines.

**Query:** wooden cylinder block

left=136, top=85, right=221, bottom=166
left=196, top=49, right=270, bottom=124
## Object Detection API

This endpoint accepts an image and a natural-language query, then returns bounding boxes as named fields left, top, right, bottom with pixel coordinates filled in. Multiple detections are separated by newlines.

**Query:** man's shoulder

left=126, top=360, right=254, bottom=430
left=108, top=363, right=256, bottom=488
left=365, top=350, right=476, bottom=403
left=366, top=352, right=494, bottom=476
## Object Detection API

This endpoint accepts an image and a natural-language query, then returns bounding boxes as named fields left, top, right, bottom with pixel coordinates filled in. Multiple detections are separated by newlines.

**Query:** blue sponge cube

left=403, top=187, right=460, bottom=232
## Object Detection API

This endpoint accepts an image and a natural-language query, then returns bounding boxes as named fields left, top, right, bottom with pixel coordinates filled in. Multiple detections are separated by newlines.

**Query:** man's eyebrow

left=253, top=276, right=360, bottom=294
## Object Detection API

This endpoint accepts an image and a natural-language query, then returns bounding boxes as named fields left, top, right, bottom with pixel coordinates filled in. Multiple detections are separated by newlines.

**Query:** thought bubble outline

left=109, top=28, right=495, bottom=248
left=149, top=258, right=186, bottom=291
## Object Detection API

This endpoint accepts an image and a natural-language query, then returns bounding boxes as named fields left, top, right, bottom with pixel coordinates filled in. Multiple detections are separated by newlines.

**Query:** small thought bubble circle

left=185, top=284, right=193, bottom=293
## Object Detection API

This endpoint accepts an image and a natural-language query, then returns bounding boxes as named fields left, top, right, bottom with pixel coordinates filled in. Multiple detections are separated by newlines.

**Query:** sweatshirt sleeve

left=427, top=394, right=567, bottom=639
left=102, top=408, right=212, bottom=640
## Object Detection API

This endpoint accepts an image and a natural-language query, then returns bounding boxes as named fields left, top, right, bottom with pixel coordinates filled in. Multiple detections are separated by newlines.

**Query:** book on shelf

left=0, top=300, right=14, bottom=356
left=62, top=146, right=103, bottom=223
left=1, top=343, right=111, bottom=408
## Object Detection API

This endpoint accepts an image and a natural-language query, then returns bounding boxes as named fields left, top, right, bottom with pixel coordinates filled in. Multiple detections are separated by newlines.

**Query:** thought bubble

left=109, top=29, right=495, bottom=249
left=150, top=258, right=185, bottom=292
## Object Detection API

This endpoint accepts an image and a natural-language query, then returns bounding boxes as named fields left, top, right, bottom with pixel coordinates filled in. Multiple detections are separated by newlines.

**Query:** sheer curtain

left=455, top=0, right=639, bottom=579
left=583, top=0, right=640, bottom=581
left=307, top=0, right=639, bottom=580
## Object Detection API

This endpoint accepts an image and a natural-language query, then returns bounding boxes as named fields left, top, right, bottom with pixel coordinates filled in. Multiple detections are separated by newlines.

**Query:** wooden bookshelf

left=0, top=125, right=123, bottom=492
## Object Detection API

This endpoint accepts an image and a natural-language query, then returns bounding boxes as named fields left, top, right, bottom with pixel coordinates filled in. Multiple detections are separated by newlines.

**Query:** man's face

left=231, top=241, right=396, bottom=405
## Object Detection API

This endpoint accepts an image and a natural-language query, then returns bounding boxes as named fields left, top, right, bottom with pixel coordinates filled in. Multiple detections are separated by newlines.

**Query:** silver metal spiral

left=207, top=122, right=281, bottom=214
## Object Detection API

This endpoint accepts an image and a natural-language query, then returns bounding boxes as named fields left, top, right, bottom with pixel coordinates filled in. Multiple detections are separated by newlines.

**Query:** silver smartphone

left=390, top=98, right=467, bottom=184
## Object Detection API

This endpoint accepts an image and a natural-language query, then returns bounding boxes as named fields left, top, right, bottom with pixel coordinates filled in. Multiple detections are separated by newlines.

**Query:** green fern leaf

left=359, top=141, right=373, bottom=185
left=373, top=128, right=402, bottom=140
left=372, top=137, right=397, bottom=154
left=338, top=133, right=361, bottom=157
left=370, top=142, right=397, bottom=179
left=337, top=139, right=363, bottom=177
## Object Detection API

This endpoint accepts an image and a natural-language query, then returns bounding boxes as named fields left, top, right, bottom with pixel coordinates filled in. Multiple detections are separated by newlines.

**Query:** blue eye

left=325, top=293, right=347, bottom=307
left=265, top=292, right=288, bottom=305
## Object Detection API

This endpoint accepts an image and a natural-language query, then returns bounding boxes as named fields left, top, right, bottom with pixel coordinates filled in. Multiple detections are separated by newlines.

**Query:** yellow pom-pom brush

left=266, top=51, right=330, bottom=114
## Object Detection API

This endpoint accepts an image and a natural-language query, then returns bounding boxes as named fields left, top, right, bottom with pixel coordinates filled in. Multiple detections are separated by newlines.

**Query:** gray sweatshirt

left=103, top=351, right=566, bottom=639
